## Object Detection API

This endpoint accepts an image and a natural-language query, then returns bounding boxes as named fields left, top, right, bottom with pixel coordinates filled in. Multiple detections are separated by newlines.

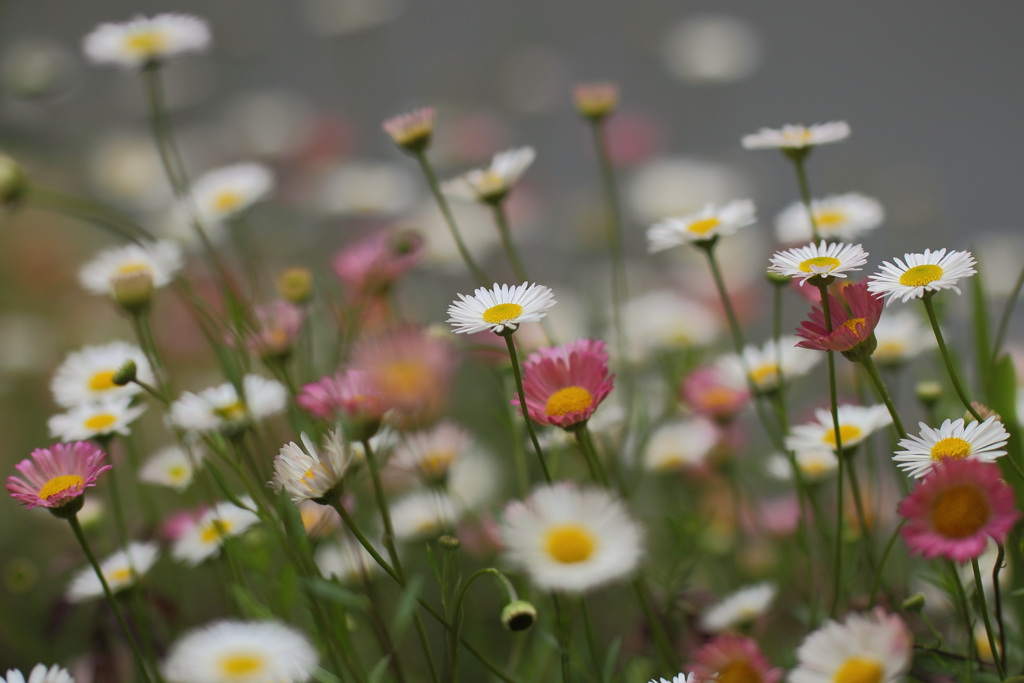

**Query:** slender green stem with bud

left=449, top=568, right=524, bottom=683
left=972, top=558, right=1004, bottom=679
left=503, top=332, right=553, bottom=483
left=922, top=294, right=983, bottom=421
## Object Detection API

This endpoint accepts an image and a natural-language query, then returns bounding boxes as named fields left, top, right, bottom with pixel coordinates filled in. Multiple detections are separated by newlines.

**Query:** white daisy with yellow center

left=789, top=608, right=912, bottom=683
left=786, top=404, right=893, bottom=454
left=67, top=541, right=159, bottom=602
left=48, top=396, right=145, bottom=442
left=390, top=421, right=471, bottom=484
left=775, top=193, right=884, bottom=244
left=139, top=444, right=205, bottom=492
left=172, top=499, right=260, bottom=566
left=189, top=163, right=274, bottom=226
left=701, top=582, right=777, bottom=632
left=643, top=418, right=720, bottom=472
left=161, top=619, right=318, bottom=683
left=169, top=374, right=287, bottom=433
left=50, top=341, right=155, bottom=408
left=649, top=675, right=695, bottom=683
left=442, top=147, right=536, bottom=203
left=867, top=248, right=977, bottom=305
left=390, top=490, right=460, bottom=541
left=315, top=538, right=379, bottom=584
left=893, top=416, right=1009, bottom=479
left=79, top=240, right=183, bottom=300
left=766, top=448, right=839, bottom=482
left=769, top=240, right=868, bottom=285
left=447, top=282, right=556, bottom=335
left=501, top=483, right=643, bottom=593
left=871, top=310, right=936, bottom=366
left=82, top=14, right=210, bottom=69
left=741, top=121, right=850, bottom=149
left=620, top=291, right=721, bottom=361
left=646, top=199, right=756, bottom=251
left=717, top=335, right=822, bottom=393
left=1, top=664, right=75, bottom=683
left=271, top=431, right=353, bottom=503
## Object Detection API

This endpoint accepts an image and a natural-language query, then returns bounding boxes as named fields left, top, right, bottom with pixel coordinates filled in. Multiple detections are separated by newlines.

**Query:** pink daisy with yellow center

left=796, top=282, right=882, bottom=355
left=297, top=369, right=386, bottom=422
left=898, top=459, right=1020, bottom=562
left=681, top=365, right=750, bottom=422
left=514, top=339, right=614, bottom=429
left=687, top=634, right=783, bottom=683
left=7, top=441, right=111, bottom=511
left=332, top=229, right=424, bottom=297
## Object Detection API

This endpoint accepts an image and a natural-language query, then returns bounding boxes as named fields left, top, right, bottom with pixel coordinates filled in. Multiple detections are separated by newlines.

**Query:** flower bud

left=0, top=153, right=27, bottom=209
left=278, top=267, right=314, bottom=305
left=966, top=402, right=999, bottom=423
left=382, top=107, right=436, bottom=154
left=573, top=82, right=619, bottom=121
left=112, top=360, right=137, bottom=386
left=111, top=268, right=154, bottom=312
left=766, top=269, right=791, bottom=286
left=500, top=600, right=538, bottom=632
left=902, top=592, right=926, bottom=613
left=438, top=535, right=460, bottom=551
left=915, top=380, right=942, bottom=405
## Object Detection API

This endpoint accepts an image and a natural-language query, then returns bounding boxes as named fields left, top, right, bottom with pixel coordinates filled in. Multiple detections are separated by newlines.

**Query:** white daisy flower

left=717, top=335, right=822, bottom=393
left=315, top=538, right=379, bottom=584
left=867, top=248, right=977, bottom=305
left=1, top=664, right=74, bottom=683
left=139, top=444, right=205, bottom=491
left=647, top=199, right=756, bottom=252
left=390, top=491, right=460, bottom=541
left=168, top=374, right=287, bottom=433
left=442, top=147, right=536, bottom=203
left=893, top=417, right=1009, bottom=479
left=871, top=310, right=936, bottom=365
left=700, top=582, right=777, bottom=632
left=271, top=431, right=353, bottom=503
left=50, top=341, right=155, bottom=408
left=620, top=291, right=721, bottom=361
left=768, top=240, right=867, bottom=285
left=649, top=675, right=695, bottom=683
left=390, top=421, right=471, bottom=484
left=48, top=396, right=145, bottom=442
left=789, top=608, right=912, bottom=683
left=786, top=404, right=892, bottom=453
left=741, top=121, right=850, bottom=150
left=172, top=498, right=260, bottom=566
left=501, top=483, right=644, bottom=593
left=82, top=14, right=210, bottom=69
left=446, top=451, right=501, bottom=511
left=189, top=163, right=274, bottom=226
left=766, top=448, right=839, bottom=482
left=162, top=619, right=318, bottom=683
left=775, top=193, right=884, bottom=244
left=447, top=282, right=556, bottom=335
left=643, top=418, right=720, bottom=471
left=67, top=541, right=159, bottom=602
left=79, top=240, right=183, bottom=299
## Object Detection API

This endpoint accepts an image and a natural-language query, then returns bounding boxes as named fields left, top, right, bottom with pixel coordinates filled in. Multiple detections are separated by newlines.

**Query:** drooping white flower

left=647, top=199, right=756, bottom=251
left=894, top=417, right=1009, bottom=479
left=867, top=248, right=977, bottom=305
left=271, top=431, right=353, bottom=503
left=700, top=582, right=776, bottom=632
left=442, top=147, right=536, bottom=203
left=742, top=122, right=850, bottom=150
left=82, top=14, right=210, bottom=69
left=48, top=396, right=146, bottom=442
left=447, top=282, right=556, bottom=335
left=51, top=341, right=154, bottom=408
left=189, top=163, right=274, bottom=226
left=768, top=240, right=868, bottom=285
left=775, top=193, right=884, bottom=244
left=67, top=541, right=159, bottom=602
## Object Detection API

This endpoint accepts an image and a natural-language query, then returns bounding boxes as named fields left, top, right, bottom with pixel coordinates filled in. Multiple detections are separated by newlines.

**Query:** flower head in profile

left=390, top=490, right=461, bottom=541
left=51, top=341, right=155, bottom=408
left=681, top=365, right=750, bottom=422
left=769, top=241, right=867, bottom=285
left=867, top=248, right=977, bottom=305
left=245, top=301, right=305, bottom=360
left=894, top=417, right=1009, bottom=479
left=501, top=482, right=643, bottom=593
left=271, top=431, right=353, bottom=504
left=0, top=664, right=75, bottom=683
left=789, top=608, right=911, bottom=683
left=67, top=541, right=159, bottom=602
left=169, top=375, right=287, bottom=434
left=448, top=282, right=556, bottom=335
left=742, top=121, right=850, bottom=150
left=139, top=444, right=205, bottom=491
left=775, top=193, right=884, bottom=244
left=332, top=229, right=424, bottom=296
left=7, top=441, right=111, bottom=511
left=189, top=163, right=274, bottom=226
left=83, top=14, right=210, bottom=68
left=898, top=459, right=1020, bottom=562
left=383, top=107, right=437, bottom=153
left=796, top=282, right=883, bottom=357
left=717, top=336, right=822, bottom=394
left=786, top=404, right=892, bottom=454
left=573, top=82, right=619, bottom=120
left=687, top=634, right=783, bottom=683
left=647, top=200, right=756, bottom=251
left=79, top=240, right=183, bottom=310
left=172, top=498, right=260, bottom=566
left=48, top=397, right=146, bottom=442
left=643, top=418, right=720, bottom=472
left=161, top=619, right=318, bottom=683
left=390, top=421, right=472, bottom=484
left=442, top=147, right=536, bottom=204
left=513, top=339, right=614, bottom=430
left=701, top=582, right=777, bottom=633
left=297, top=369, right=386, bottom=423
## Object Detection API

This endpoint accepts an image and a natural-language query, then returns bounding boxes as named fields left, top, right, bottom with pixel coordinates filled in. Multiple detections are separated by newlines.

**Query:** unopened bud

left=573, top=82, right=619, bottom=121
left=966, top=402, right=999, bottom=423
left=915, top=380, right=942, bottom=405
left=766, top=270, right=791, bottom=286
left=500, top=600, right=538, bottom=632
left=382, top=107, right=436, bottom=154
left=112, top=360, right=137, bottom=386
left=0, top=153, right=27, bottom=209
left=278, top=267, right=314, bottom=305
left=438, top=535, right=460, bottom=551
left=902, top=593, right=926, bottom=613
left=111, top=269, right=154, bottom=312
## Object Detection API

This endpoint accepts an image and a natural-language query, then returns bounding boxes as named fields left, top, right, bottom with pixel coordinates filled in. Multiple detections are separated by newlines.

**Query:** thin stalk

left=922, top=295, right=982, bottom=421
left=791, top=156, right=822, bottom=243
left=574, top=425, right=609, bottom=488
left=993, top=262, right=1024, bottom=360
left=491, top=202, right=556, bottom=344
left=579, top=599, right=603, bottom=681
left=948, top=560, right=976, bottom=683
left=971, top=558, right=1004, bottom=679
left=448, top=568, right=519, bottom=683
left=551, top=593, right=572, bottom=683
left=503, top=333, right=553, bottom=483
left=819, top=283, right=847, bottom=617
left=869, top=519, right=907, bottom=607
left=631, top=578, right=678, bottom=672
left=772, top=282, right=789, bottom=421
left=843, top=452, right=880, bottom=574
left=860, top=355, right=907, bottom=439
left=27, top=185, right=154, bottom=242
left=993, top=544, right=1007, bottom=671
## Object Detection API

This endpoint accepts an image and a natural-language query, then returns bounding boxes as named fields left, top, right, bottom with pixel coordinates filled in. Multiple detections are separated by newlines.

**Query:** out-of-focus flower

left=66, top=541, right=159, bottom=602
left=446, top=451, right=500, bottom=511
left=687, top=634, right=783, bottom=683
left=0, top=664, right=74, bottom=683
left=868, top=248, right=977, bottom=305
left=161, top=507, right=205, bottom=543
left=246, top=301, right=305, bottom=360
left=769, top=241, right=867, bottom=286
left=742, top=122, right=850, bottom=150
left=332, top=229, right=424, bottom=296
left=224, top=89, right=316, bottom=160
left=383, top=107, right=436, bottom=153
left=767, top=448, right=839, bottom=482
left=297, top=369, right=385, bottom=425
left=786, top=405, right=892, bottom=453
left=643, top=418, right=719, bottom=472
left=161, top=620, right=318, bottom=683
left=139, top=445, right=204, bottom=491
left=315, top=538, right=378, bottom=583
left=789, top=608, right=911, bottom=683
left=1, top=38, right=78, bottom=101
left=79, top=240, right=183, bottom=310
left=514, top=339, right=614, bottom=430
left=681, top=365, right=750, bottom=422
left=627, top=157, right=753, bottom=226
left=271, top=431, right=353, bottom=503
left=871, top=311, right=935, bottom=365
left=188, top=163, right=274, bottom=226
left=620, top=291, right=720, bottom=361
left=775, top=194, right=884, bottom=245
left=717, top=336, right=822, bottom=394
left=894, top=417, right=1008, bottom=479
left=662, top=15, right=760, bottom=86
left=501, top=483, right=643, bottom=593
left=796, top=283, right=883, bottom=358
left=0, top=153, right=27, bottom=209
left=899, top=460, right=1020, bottom=562
left=303, top=0, right=406, bottom=36
left=88, top=132, right=169, bottom=210
left=169, top=375, right=287, bottom=434
left=647, top=200, right=756, bottom=251
left=82, top=14, right=210, bottom=69
left=390, top=421, right=471, bottom=484
left=448, top=282, right=556, bottom=335
left=573, top=82, right=619, bottom=120
left=277, top=267, right=314, bottom=305
left=390, top=490, right=459, bottom=541
left=316, top=161, right=417, bottom=217
left=297, top=500, right=341, bottom=539
left=172, top=498, right=260, bottom=565
left=51, top=342, right=154, bottom=408
left=48, top=397, right=145, bottom=442
left=700, top=582, right=776, bottom=633
left=7, top=442, right=110, bottom=511
left=649, top=675, right=695, bottom=683
left=442, top=147, right=535, bottom=204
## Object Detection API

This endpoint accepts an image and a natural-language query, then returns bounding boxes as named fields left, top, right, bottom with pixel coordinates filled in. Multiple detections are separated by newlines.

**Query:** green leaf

left=367, top=656, right=393, bottom=683
left=230, top=585, right=274, bottom=619
left=392, top=574, right=424, bottom=639
left=310, top=667, right=342, bottom=683
left=304, top=577, right=370, bottom=611
left=602, top=637, right=622, bottom=683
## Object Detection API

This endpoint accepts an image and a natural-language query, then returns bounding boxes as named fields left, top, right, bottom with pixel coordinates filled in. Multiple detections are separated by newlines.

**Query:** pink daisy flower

left=514, top=338, right=614, bottom=429
left=681, top=365, right=750, bottom=422
left=332, top=229, right=424, bottom=297
left=7, top=441, right=111, bottom=511
left=297, top=369, right=386, bottom=422
left=245, top=300, right=306, bottom=360
left=898, top=459, right=1020, bottom=562
left=796, top=282, right=883, bottom=355
left=687, top=634, right=783, bottom=683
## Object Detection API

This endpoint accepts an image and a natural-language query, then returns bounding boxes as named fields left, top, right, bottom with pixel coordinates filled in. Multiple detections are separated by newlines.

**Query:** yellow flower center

left=930, top=437, right=971, bottom=461
left=823, top=424, right=863, bottom=447
left=215, top=400, right=248, bottom=422
left=38, top=474, right=84, bottom=500
left=89, top=370, right=118, bottom=391
left=875, top=341, right=905, bottom=358
left=108, top=567, right=133, bottom=583
left=114, top=262, right=152, bottom=276
left=212, top=190, right=244, bottom=213
left=200, top=519, right=233, bottom=544
left=841, top=317, right=867, bottom=335
left=799, top=256, right=841, bottom=273
left=420, top=450, right=456, bottom=477
left=124, top=30, right=168, bottom=57
left=717, top=659, right=763, bottom=683
left=899, top=264, right=943, bottom=287
left=482, top=303, right=523, bottom=325
left=544, top=386, right=594, bottom=417
left=749, top=363, right=779, bottom=386
left=688, top=217, right=721, bottom=235
left=544, top=523, right=597, bottom=564
left=654, top=454, right=685, bottom=470
left=832, top=656, right=883, bottom=683
left=84, top=413, right=118, bottom=432
left=931, top=485, right=990, bottom=539
left=379, top=361, right=430, bottom=397
left=167, top=465, right=188, bottom=482
left=814, top=210, right=846, bottom=227
left=473, top=171, right=507, bottom=197
left=801, top=458, right=831, bottom=477
left=219, top=653, right=265, bottom=678
left=699, top=387, right=739, bottom=410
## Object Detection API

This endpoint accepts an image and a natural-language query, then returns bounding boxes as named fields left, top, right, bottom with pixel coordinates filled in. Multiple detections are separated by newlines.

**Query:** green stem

left=947, top=560, right=976, bottom=683
left=631, top=578, right=678, bottom=672
left=26, top=185, right=154, bottom=242
left=993, top=544, right=1007, bottom=672
left=503, top=333, right=553, bottom=483
left=552, top=592, right=572, bottom=683
left=579, top=599, right=603, bottom=681
left=869, top=519, right=907, bottom=607
left=819, top=283, right=846, bottom=617
left=791, top=156, right=822, bottom=243
left=449, top=568, right=520, bottom=683
left=922, top=295, right=982, bottom=421
left=993, top=262, right=1024, bottom=361
left=491, top=202, right=556, bottom=344
left=972, top=558, right=1004, bottom=679
left=574, top=425, right=609, bottom=487
left=860, top=355, right=908, bottom=439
